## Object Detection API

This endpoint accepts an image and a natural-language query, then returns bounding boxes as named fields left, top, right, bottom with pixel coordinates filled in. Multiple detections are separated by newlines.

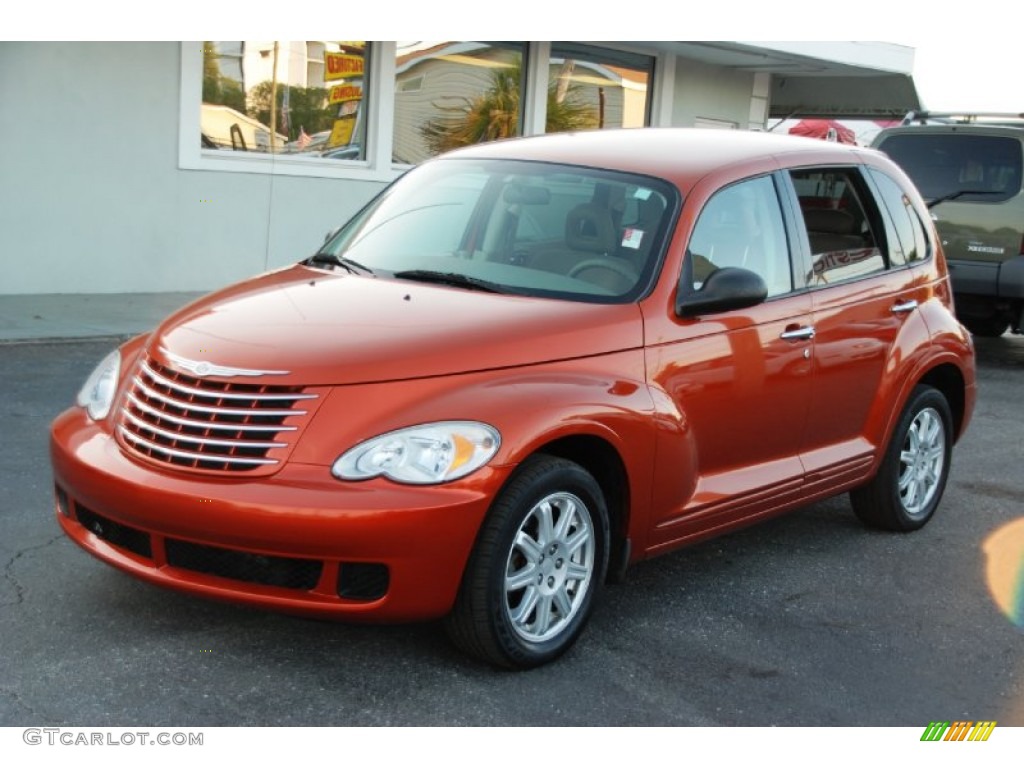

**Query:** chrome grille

left=117, top=355, right=318, bottom=473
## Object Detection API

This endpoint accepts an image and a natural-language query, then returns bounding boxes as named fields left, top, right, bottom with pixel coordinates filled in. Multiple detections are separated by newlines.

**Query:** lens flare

left=982, top=517, right=1024, bottom=628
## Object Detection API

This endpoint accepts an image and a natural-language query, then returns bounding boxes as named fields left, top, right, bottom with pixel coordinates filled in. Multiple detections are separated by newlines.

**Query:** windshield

left=318, top=158, right=676, bottom=302
left=879, top=134, right=1023, bottom=204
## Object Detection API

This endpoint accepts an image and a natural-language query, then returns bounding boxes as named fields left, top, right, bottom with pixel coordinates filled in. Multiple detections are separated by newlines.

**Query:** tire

left=445, top=455, right=610, bottom=669
left=963, top=315, right=1008, bottom=338
left=851, top=385, right=953, bottom=532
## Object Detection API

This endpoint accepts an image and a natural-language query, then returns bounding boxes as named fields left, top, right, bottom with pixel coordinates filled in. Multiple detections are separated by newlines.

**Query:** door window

left=789, top=168, right=886, bottom=285
left=686, top=175, right=793, bottom=298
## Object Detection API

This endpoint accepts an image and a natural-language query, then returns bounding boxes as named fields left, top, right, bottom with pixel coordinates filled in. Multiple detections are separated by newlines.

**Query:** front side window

left=789, top=168, right=886, bottom=285
left=878, top=134, right=1023, bottom=204
left=201, top=41, right=368, bottom=159
left=686, top=175, right=793, bottom=298
left=319, top=158, right=676, bottom=303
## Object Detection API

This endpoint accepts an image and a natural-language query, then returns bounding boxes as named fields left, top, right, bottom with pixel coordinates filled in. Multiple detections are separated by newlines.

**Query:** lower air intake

left=165, top=539, right=322, bottom=591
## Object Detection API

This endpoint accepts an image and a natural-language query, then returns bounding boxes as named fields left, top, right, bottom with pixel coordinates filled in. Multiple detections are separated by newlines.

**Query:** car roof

left=444, top=127, right=874, bottom=191
left=875, top=124, right=1024, bottom=142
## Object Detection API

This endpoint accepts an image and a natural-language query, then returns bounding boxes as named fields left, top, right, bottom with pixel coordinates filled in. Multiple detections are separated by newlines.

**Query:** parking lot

left=1, top=333, right=1021, bottom=726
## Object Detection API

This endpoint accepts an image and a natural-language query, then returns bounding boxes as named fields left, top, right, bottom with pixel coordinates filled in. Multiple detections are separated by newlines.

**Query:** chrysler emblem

left=161, top=348, right=289, bottom=378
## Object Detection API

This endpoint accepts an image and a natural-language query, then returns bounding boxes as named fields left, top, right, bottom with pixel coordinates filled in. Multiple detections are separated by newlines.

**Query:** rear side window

left=879, top=134, right=1023, bottom=204
left=789, top=168, right=886, bottom=285
left=868, top=169, right=931, bottom=266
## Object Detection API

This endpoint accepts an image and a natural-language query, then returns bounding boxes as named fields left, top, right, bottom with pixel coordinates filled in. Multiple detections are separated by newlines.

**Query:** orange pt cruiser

left=51, top=129, right=976, bottom=668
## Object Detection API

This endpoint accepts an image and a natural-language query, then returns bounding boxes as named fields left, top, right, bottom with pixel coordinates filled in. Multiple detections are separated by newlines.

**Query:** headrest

left=803, top=208, right=856, bottom=235
left=636, top=196, right=665, bottom=225
left=566, top=203, right=617, bottom=254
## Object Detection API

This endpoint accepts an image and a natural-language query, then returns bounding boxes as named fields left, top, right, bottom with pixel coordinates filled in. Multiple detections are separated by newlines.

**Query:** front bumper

left=50, top=408, right=508, bottom=621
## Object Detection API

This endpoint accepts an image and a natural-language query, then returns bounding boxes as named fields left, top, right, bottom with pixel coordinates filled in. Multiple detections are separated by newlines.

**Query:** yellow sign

left=328, top=85, right=363, bottom=105
left=324, top=53, right=364, bottom=81
left=328, top=116, right=356, bottom=148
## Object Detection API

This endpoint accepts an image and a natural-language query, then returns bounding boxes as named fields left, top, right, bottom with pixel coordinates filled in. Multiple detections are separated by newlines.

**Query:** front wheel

left=851, top=385, right=953, bottom=531
left=445, top=455, right=609, bottom=668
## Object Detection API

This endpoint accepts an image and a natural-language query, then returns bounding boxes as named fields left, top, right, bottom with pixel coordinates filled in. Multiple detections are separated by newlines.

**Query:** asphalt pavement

left=1, top=322, right=1022, bottom=726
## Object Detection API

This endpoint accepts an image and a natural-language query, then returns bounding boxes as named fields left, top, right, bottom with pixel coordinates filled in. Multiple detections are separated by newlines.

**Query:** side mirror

left=676, top=266, right=768, bottom=318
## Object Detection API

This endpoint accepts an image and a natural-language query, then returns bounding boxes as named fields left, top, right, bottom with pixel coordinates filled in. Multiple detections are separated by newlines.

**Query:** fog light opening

left=337, top=563, right=390, bottom=601
left=55, top=484, right=70, bottom=517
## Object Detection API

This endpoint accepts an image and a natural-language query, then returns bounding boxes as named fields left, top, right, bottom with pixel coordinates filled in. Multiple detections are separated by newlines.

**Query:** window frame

left=180, top=41, right=400, bottom=182
left=179, top=41, right=668, bottom=182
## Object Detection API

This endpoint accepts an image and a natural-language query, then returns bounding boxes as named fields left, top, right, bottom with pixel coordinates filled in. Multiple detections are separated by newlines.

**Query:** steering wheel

left=568, top=258, right=640, bottom=284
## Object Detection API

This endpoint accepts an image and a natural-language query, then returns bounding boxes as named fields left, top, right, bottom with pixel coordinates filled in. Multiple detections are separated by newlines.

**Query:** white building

left=0, top=41, right=919, bottom=296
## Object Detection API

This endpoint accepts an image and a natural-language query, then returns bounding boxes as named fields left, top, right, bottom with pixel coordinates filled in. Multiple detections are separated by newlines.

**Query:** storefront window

left=200, top=40, right=368, bottom=160
left=393, top=42, right=525, bottom=165
left=548, top=44, right=652, bottom=132
left=187, top=42, right=660, bottom=178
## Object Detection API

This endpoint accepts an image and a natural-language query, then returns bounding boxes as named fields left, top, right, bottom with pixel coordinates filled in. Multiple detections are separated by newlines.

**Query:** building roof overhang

left=631, top=41, right=921, bottom=118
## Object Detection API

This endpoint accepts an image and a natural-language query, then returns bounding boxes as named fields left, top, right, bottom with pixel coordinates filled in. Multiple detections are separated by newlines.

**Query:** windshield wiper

left=304, top=252, right=375, bottom=276
left=392, top=270, right=504, bottom=294
left=927, top=189, right=1005, bottom=209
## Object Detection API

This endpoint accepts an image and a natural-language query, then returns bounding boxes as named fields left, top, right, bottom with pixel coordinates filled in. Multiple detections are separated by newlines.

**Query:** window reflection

left=200, top=41, right=367, bottom=160
left=548, top=44, right=652, bottom=132
left=394, top=42, right=525, bottom=165
left=791, top=169, right=886, bottom=284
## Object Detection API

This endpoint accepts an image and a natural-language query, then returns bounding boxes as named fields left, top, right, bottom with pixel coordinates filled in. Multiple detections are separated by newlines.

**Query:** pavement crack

left=2, top=534, right=64, bottom=607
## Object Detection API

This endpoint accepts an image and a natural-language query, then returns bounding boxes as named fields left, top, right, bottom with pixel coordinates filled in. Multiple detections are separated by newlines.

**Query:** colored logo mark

left=920, top=721, right=996, bottom=742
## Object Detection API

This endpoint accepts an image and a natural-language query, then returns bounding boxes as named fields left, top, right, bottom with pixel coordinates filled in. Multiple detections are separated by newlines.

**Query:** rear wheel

left=851, top=385, right=953, bottom=531
left=445, top=455, right=609, bottom=668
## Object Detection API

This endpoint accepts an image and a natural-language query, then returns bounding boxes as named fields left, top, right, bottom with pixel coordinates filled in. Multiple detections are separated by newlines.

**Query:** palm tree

left=420, top=58, right=598, bottom=155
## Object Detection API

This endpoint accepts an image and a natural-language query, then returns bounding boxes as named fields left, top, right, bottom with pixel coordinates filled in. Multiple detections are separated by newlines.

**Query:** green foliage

left=420, top=59, right=598, bottom=156
left=247, top=81, right=334, bottom=140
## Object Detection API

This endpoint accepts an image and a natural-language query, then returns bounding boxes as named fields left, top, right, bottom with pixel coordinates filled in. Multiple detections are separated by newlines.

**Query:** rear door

left=780, top=165, right=929, bottom=493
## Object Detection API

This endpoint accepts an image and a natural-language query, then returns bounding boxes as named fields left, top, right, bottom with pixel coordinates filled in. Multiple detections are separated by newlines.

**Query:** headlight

left=333, top=421, right=501, bottom=485
left=76, top=349, right=121, bottom=420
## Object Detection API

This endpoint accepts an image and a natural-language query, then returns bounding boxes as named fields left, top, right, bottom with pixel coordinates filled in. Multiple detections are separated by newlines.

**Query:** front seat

left=564, top=203, right=638, bottom=293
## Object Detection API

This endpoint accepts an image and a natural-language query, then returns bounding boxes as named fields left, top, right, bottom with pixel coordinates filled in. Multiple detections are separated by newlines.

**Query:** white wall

left=671, top=57, right=758, bottom=129
left=0, top=42, right=386, bottom=295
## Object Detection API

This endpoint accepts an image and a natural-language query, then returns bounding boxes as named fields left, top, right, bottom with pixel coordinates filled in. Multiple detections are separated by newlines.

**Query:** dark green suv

left=873, top=113, right=1024, bottom=336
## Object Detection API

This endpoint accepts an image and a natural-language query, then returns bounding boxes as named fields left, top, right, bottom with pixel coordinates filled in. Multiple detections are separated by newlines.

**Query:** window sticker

left=634, top=187, right=652, bottom=200
left=621, top=228, right=645, bottom=249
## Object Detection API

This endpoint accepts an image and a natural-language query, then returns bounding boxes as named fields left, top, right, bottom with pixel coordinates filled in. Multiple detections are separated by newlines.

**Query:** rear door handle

left=780, top=325, right=816, bottom=341
left=892, top=299, right=919, bottom=314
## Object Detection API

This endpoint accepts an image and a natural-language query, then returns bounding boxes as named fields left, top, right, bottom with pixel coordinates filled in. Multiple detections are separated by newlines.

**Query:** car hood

left=149, top=265, right=644, bottom=386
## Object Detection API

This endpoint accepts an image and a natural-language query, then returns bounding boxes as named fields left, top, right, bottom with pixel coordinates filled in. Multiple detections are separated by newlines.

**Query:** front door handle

left=892, top=299, right=919, bottom=314
left=780, top=325, right=816, bottom=341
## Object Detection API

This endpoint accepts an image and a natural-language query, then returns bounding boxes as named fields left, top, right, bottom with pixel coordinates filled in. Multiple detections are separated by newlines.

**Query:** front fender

left=291, top=350, right=660, bottom=543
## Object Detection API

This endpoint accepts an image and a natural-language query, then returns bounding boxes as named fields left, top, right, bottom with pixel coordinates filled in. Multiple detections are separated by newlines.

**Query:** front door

left=644, top=174, right=814, bottom=550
